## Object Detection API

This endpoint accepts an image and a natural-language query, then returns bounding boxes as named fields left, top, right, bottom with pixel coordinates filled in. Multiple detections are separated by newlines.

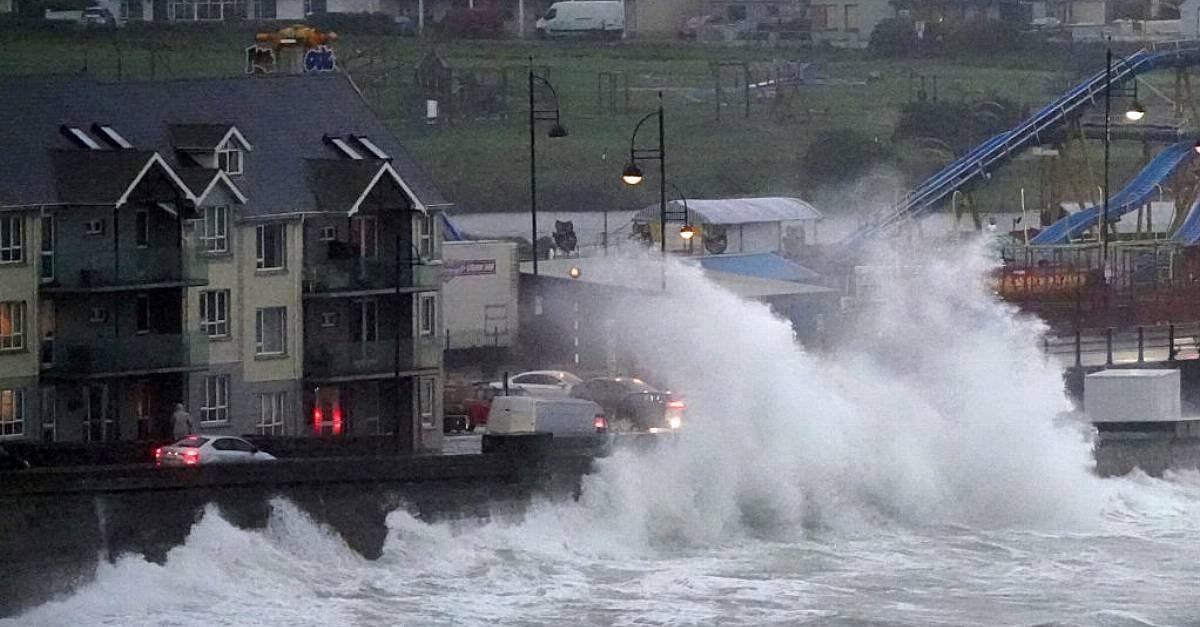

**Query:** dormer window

left=217, top=145, right=242, bottom=176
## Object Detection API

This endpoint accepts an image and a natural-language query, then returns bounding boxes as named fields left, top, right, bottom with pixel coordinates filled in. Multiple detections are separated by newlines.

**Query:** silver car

left=155, top=435, right=276, bottom=467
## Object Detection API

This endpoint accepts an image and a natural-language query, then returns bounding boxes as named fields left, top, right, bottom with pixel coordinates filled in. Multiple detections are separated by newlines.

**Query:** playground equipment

left=246, top=25, right=337, bottom=75
left=1031, top=140, right=1197, bottom=244
left=842, top=40, right=1200, bottom=248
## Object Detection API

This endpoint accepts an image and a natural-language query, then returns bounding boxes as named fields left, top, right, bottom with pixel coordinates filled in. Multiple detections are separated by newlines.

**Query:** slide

left=1171, top=198, right=1200, bottom=244
left=841, top=41, right=1200, bottom=248
left=1031, top=141, right=1195, bottom=244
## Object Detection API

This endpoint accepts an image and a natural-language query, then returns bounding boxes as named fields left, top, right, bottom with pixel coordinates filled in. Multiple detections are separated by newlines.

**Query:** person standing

left=171, top=403, right=192, bottom=439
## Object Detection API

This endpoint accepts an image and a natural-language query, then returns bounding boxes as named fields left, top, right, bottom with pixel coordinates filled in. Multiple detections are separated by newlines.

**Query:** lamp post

left=621, top=92, right=667, bottom=287
left=529, top=57, right=568, bottom=276
left=1102, top=39, right=1147, bottom=270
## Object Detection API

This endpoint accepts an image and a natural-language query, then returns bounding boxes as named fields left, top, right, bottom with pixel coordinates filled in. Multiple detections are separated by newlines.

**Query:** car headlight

left=668, top=416, right=682, bottom=430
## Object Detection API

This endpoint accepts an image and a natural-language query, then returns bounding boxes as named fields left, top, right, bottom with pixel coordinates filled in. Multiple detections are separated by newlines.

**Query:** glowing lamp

left=1125, top=101, right=1146, bottom=122
left=621, top=162, right=644, bottom=186
left=679, top=225, right=697, bottom=240
left=1194, top=140, right=1200, bottom=156
left=568, top=266, right=582, bottom=279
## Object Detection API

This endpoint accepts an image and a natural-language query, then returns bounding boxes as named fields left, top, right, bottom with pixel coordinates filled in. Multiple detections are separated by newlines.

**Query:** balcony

left=304, top=337, right=442, bottom=381
left=43, top=251, right=207, bottom=293
left=303, top=259, right=440, bottom=297
left=43, top=333, right=209, bottom=378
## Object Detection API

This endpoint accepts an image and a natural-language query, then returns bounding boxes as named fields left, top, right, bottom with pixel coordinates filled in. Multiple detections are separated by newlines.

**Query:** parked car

left=570, top=377, right=685, bottom=432
left=489, top=370, right=583, bottom=398
left=155, top=435, right=276, bottom=467
left=81, top=6, right=117, bottom=27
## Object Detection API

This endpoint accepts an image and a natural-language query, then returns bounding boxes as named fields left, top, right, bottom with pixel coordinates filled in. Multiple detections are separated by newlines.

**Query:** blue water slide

left=1171, top=198, right=1200, bottom=244
left=1030, top=141, right=1195, bottom=244
left=841, top=41, right=1200, bottom=248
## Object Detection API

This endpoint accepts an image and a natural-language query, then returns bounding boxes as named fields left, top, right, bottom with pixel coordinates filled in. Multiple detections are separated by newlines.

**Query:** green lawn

left=0, top=22, right=1140, bottom=216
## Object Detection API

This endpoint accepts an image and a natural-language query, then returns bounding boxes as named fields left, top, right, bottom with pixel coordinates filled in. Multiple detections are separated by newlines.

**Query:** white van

left=535, top=1, right=625, bottom=39
left=487, top=396, right=607, bottom=437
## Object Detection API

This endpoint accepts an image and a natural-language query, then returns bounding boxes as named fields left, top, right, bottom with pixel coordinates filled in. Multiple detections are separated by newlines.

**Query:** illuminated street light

left=679, top=224, right=697, bottom=240
left=568, top=266, right=581, bottom=279
left=1125, top=101, right=1146, bottom=121
left=621, top=162, right=644, bottom=186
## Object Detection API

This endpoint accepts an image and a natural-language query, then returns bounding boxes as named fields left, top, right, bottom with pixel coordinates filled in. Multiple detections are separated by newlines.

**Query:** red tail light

left=313, top=407, right=323, bottom=434
left=667, top=400, right=686, bottom=410
left=594, top=416, right=607, bottom=431
left=332, top=406, right=343, bottom=435
left=154, top=447, right=162, bottom=461
left=183, top=449, right=200, bottom=465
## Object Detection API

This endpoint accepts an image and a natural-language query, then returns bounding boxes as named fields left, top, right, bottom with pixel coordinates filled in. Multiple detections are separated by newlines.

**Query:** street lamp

left=620, top=91, right=667, bottom=263
left=1103, top=40, right=1149, bottom=268
left=529, top=57, right=568, bottom=276
left=679, top=225, right=697, bottom=240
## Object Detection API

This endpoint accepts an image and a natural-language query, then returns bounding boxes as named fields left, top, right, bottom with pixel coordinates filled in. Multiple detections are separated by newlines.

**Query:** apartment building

left=0, top=74, right=447, bottom=451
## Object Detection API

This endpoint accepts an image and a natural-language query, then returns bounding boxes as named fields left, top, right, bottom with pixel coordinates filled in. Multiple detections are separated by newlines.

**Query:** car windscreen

left=174, top=436, right=208, bottom=448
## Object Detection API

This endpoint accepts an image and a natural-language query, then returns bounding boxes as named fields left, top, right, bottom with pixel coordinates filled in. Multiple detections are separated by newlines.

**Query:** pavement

left=442, top=432, right=483, bottom=455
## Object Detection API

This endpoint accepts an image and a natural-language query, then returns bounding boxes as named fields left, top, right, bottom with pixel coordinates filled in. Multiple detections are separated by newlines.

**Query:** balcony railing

left=43, top=333, right=209, bottom=376
left=304, top=337, right=441, bottom=380
left=45, top=250, right=208, bottom=292
left=303, top=259, right=440, bottom=295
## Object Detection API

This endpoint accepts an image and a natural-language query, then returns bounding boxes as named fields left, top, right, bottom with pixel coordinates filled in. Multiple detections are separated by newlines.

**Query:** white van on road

left=536, top=1, right=625, bottom=39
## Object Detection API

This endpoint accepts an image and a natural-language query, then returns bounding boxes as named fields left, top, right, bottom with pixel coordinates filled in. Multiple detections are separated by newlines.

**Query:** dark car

left=0, top=445, right=30, bottom=471
left=569, top=377, right=685, bottom=432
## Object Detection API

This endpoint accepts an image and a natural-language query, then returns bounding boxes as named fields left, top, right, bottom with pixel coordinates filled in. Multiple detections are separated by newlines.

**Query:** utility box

left=1084, top=369, right=1182, bottom=423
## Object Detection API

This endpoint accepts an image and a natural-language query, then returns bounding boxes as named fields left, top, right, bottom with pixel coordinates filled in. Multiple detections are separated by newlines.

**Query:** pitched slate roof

left=168, top=124, right=234, bottom=151
left=0, top=74, right=450, bottom=215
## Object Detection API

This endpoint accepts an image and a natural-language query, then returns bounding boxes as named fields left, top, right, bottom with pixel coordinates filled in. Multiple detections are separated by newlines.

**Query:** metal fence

left=1043, top=322, right=1200, bottom=368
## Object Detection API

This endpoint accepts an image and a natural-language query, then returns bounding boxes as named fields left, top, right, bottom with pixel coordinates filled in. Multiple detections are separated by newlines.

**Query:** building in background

left=0, top=74, right=447, bottom=451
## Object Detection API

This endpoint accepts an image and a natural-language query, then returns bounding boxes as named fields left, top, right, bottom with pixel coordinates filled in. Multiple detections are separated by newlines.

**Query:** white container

left=488, top=396, right=604, bottom=436
left=1084, top=369, right=1182, bottom=423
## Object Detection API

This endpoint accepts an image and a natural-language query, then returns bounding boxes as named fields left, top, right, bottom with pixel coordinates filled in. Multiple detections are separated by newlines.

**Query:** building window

left=417, top=213, right=435, bottom=258
left=200, top=290, right=229, bottom=338
left=135, top=210, right=150, bottom=247
left=84, top=219, right=105, bottom=236
left=0, top=302, right=24, bottom=351
left=88, top=307, right=108, bottom=323
left=318, top=225, right=337, bottom=241
left=120, top=0, right=144, bottom=20
left=0, top=388, right=23, bottom=437
left=136, top=294, right=151, bottom=334
left=351, top=216, right=377, bottom=259
left=253, top=0, right=276, bottom=18
left=0, top=216, right=22, bottom=263
left=320, top=311, right=338, bottom=328
left=257, top=392, right=286, bottom=435
left=201, top=375, right=229, bottom=424
left=40, top=386, right=55, bottom=443
left=419, top=377, right=435, bottom=428
left=201, top=206, right=229, bottom=253
left=40, top=215, right=54, bottom=282
left=256, top=223, right=286, bottom=270
left=255, top=307, right=286, bottom=355
left=418, top=294, right=436, bottom=336
left=352, top=299, right=378, bottom=342
left=218, top=147, right=243, bottom=176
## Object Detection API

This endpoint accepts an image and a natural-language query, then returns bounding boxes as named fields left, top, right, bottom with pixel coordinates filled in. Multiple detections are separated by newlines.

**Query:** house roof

left=168, top=123, right=234, bottom=151
left=0, top=74, right=449, bottom=215
left=636, top=197, right=823, bottom=225
left=50, top=150, right=195, bottom=207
